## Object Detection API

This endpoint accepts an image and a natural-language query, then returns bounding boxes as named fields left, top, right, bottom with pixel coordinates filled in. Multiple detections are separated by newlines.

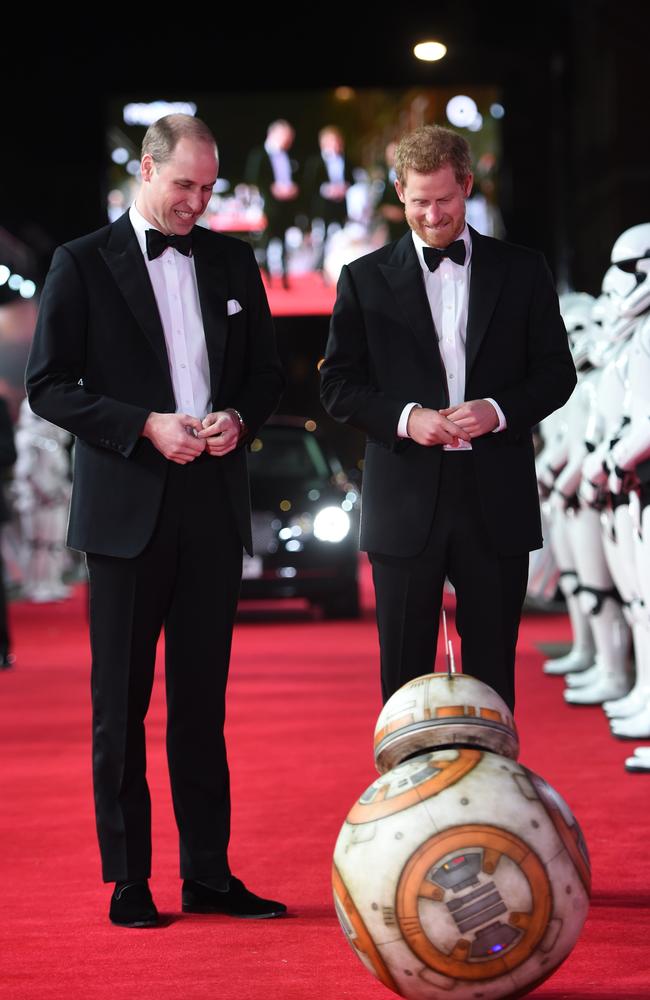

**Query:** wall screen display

left=107, top=87, right=503, bottom=316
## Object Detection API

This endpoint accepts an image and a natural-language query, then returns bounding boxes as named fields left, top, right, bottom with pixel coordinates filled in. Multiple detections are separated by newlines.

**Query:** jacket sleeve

left=319, top=263, right=408, bottom=449
left=492, top=253, right=577, bottom=435
left=0, top=399, right=16, bottom=468
left=25, top=246, right=150, bottom=457
left=226, top=243, right=285, bottom=439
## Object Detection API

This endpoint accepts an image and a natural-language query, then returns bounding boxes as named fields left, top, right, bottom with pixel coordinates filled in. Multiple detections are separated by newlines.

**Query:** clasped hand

left=407, top=400, right=498, bottom=447
left=142, top=411, right=240, bottom=464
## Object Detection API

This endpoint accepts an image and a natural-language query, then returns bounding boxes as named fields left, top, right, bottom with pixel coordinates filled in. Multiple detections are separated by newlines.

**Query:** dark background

left=4, top=1, right=648, bottom=291
left=2, top=1, right=648, bottom=461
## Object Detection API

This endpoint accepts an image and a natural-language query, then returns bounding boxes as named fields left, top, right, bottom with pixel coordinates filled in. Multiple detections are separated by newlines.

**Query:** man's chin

left=420, top=228, right=455, bottom=248
left=172, top=216, right=196, bottom=232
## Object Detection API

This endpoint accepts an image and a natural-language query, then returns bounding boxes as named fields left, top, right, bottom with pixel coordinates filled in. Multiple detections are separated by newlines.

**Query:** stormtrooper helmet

left=588, top=265, right=638, bottom=367
left=611, top=222, right=650, bottom=318
left=561, top=293, right=595, bottom=370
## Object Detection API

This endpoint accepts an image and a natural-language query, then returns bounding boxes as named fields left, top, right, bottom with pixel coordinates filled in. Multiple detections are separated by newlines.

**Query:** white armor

left=12, top=399, right=73, bottom=602
left=564, top=271, right=638, bottom=704
left=601, top=224, right=650, bottom=739
left=539, top=296, right=597, bottom=675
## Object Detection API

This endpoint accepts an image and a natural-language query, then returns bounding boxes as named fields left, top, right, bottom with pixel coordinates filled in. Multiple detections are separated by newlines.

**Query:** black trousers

left=86, top=456, right=243, bottom=883
left=369, top=451, right=529, bottom=711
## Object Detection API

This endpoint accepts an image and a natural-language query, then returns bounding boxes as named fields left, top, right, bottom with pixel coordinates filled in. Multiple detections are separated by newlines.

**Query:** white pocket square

left=227, top=299, right=243, bottom=316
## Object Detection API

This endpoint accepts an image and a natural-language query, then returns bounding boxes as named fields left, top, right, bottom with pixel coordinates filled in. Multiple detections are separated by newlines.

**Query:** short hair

left=319, top=125, right=343, bottom=142
left=394, top=125, right=472, bottom=187
left=267, top=119, right=293, bottom=135
left=141, top=114, right=217, bottom=164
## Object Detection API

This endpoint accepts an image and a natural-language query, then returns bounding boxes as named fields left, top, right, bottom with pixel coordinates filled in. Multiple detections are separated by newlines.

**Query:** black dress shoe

left=182, top=876, right=286, bottom=918
left=109, top=881, right=159, bottom=928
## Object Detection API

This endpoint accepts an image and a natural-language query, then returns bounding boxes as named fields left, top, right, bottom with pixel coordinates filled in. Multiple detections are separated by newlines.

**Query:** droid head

left=611, top=222, right=650, bottom=319
left=373, top=672, right=519, bottom=774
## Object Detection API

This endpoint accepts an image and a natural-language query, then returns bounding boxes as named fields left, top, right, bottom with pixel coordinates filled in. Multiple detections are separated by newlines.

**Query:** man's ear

left=141, top=154, right=155, bottom=183
left=395, top=178, right=406, bottom=205
left=463, top=172, right=474, bottom=199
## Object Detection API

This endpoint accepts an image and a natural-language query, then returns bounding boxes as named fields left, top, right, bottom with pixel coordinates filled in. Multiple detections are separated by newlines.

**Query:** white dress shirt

left=321, top=151, right=345, bottom=185
left=264, top=140, right=293, bottom=185
left=129, top=202, right=212, bottom=420
left=397, top=225, right=506, bottom=449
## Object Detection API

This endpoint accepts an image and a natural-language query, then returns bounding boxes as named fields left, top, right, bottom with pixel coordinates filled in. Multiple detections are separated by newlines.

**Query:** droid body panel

left=333, top=748, right=590, bottom=1000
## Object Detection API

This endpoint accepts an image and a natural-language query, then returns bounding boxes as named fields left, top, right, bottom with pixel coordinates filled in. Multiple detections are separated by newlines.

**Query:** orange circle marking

left=395, top=825, right=552, bottom=981
left=529, top=775, right=591, bottom=895
left=347, top=749, right=482, bottom=825
left=332, top=864, right=398, bottom=992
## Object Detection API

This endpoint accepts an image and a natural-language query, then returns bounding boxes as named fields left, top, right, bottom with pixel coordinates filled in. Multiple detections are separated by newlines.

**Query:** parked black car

left=240, top=416, right=361, bottom=618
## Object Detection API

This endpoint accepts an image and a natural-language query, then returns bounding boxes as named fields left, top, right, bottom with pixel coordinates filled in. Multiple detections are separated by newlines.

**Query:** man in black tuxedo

left=320, top=125, right=576, bottom=711
left=303, top=126, right=351, bottom=229
left=244, top=119, right=300, bottom=288
left=26, top=114, right=286, bottom=927
left=0, top=396, right=16, bottom=669
left=303, top=126, right=353, bottom=278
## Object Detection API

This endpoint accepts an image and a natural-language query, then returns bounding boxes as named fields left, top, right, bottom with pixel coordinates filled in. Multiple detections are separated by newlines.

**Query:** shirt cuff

left=398, top=402, right=421, bottom=439
left=484, top=398, right=507, bottom=433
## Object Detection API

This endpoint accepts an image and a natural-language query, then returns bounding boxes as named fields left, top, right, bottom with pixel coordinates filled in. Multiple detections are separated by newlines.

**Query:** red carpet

left=0, top=561, right=648, bottom=999
left=262, top=271, right=337, bottom=316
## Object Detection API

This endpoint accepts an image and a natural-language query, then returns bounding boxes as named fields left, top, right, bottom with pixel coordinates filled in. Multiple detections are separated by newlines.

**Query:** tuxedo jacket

left=320, top=227, right=576, bottom=558
left=0, top=398, right=16, bottom=525
left=26, top=212, right=284, bottom=558
left=244, top=146, right=301, bottom=228
left=302, top=152, right=353, bottom=224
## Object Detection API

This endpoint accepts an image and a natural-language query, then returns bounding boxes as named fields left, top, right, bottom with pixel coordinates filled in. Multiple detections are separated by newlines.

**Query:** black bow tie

left=423, top=239, right=466, bottom=272
left=145, top=229, right=193, bottom=261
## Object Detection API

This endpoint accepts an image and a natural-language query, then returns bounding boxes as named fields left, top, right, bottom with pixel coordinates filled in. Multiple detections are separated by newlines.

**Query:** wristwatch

left=225, top=407, right=247, bottom=443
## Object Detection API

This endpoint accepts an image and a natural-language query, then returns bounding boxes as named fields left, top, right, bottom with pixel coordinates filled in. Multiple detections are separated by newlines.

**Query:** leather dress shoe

left=182, top=876, right=286, bottom=918
left=109, top=880, right=159, bottom=928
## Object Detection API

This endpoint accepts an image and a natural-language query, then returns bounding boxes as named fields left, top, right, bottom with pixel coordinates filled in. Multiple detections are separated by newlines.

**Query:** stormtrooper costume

left=599, top=225, right=650, bottom=751
left=12, top=399, right=73, bottom=602
left=538, top=295, right=597, bottom=675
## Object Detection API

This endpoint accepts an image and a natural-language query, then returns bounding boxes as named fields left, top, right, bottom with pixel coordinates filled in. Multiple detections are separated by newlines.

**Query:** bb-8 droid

left=333, top=674, right=590, bottom=1000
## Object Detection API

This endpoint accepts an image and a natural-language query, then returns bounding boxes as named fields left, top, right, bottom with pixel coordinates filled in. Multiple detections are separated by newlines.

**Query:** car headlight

left=313, top=506, right=351, bottom=543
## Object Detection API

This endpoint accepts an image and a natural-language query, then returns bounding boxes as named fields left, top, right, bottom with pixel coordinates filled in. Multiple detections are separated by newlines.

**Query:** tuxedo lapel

left=100, top=214, right=173, bottom=394
left=379, top=234, right=445, bottom=365
left=192, top=228, right=229, bottom=405
left=378, top=233, right=449, bottom=402
left=101, top=215, right=231, bottom=409
left=466, top=227, right=506, bottom=380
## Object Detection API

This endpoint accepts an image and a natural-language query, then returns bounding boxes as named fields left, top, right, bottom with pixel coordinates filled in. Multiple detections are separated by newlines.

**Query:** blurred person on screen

left=245, top=119, right=301, bottom=289
left=303, top=126, right=352, bottom=278
left=375, top=140, right=408, bottom=245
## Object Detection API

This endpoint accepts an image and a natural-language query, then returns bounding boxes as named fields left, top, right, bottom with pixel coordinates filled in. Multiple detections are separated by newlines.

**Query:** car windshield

left=248, top=428, right=331, bottom=480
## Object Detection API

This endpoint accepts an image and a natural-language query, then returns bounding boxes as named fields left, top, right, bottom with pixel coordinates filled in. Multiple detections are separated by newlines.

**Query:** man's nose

left=187, top=190, right=203, bottom=212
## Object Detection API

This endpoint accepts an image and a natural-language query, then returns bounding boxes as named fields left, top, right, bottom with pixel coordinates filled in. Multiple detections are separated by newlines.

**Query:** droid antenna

left=441, top=609, right=457, bottom=676
left=448, top=637, right=457, bottom=674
